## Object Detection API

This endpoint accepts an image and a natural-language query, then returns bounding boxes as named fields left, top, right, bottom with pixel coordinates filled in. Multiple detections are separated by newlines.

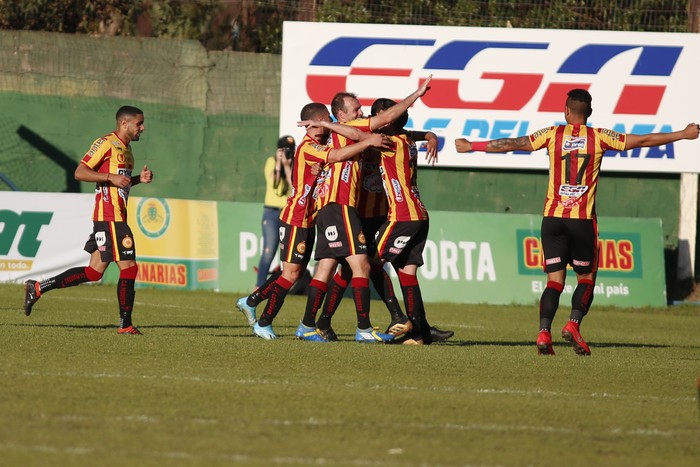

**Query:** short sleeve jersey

left=378, top=133, right=428, bottom=222
left=356, top=149, right=388, bottom=218
left=529, top=124, right=626, bottom=220
left=80, top=132, right=134, bottom=222
left=315, top=118, right=372, bottom=210
left=280, top=134, right=332, bottom=227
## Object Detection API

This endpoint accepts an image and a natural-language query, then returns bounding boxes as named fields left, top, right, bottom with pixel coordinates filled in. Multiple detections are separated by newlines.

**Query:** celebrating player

left=455, top=88, right=700, bottom=355
left=23, top=106, right=153, bottom=334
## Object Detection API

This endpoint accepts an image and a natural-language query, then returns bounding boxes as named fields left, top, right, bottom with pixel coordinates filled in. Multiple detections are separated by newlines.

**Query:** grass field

left=0, top=282, right=698, bottom=466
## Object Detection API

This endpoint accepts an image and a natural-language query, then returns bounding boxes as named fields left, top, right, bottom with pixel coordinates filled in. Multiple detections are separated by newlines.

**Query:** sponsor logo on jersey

left=391, top=179, right=404, bottom=202
left=558, top=184, right=589, bottom=198
left=572, top=259, right=591, bottom=266
left=563, top=137, right=586, bottom=151
left=279, top=226, right=286, bottom=242
left=325, top=225, right=339, bottom=241
left=545, top=257, right=561, bottom=265
left=394, top=236, right=411, bottom=249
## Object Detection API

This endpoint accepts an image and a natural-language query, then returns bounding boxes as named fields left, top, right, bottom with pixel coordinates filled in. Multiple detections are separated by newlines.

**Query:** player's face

left=340, top=97, right=363, bottom=122
left=124, top=114, right=145, bottom=142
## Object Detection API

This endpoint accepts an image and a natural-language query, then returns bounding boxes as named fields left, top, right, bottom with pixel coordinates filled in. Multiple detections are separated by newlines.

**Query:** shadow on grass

left=434, top=339, right=674, bottom=349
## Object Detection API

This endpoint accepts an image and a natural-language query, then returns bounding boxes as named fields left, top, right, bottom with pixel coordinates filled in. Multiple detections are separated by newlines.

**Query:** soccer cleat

left=355, top=327, right=395, bottom=343
left=295, top=322, right=328, bottom=342
left=317, top=327, right=338, bottom=342
left=561, top=321, right=591, bottom=356
left=23, top=280, right=41, bottom=316
left=235, top=297, right=257, bottom=326
left=385, top=315, right=413, bottom=337
left=253, top=322, right=278, bottom=340
left=117, top=325, right=143, bottom=335
left=536, top=330, right=555, bottom=355
left=429, top=327, right=454, bottom=343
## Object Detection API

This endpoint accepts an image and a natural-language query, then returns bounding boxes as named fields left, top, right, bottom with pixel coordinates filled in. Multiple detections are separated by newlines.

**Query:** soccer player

left=295, top=79, right=433, bottom=343
left=249, top=102, right=391, bottom=340
left=370, top=98, right=442, bottom=345
left=23, top=106, right=153, bottom=334
left=455, top=88, right=700, bottom=356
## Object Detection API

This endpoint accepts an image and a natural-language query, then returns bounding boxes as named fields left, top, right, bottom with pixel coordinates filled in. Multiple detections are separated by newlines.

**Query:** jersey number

left=561, top=153, right=590, bottom=185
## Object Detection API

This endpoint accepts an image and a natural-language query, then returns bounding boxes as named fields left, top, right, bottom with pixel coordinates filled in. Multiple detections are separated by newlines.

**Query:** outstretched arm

left=455, top=136, right=534, bottom=153
left=408, top=130, right=439, bottom=165
left=298, top=119, right=368, bottom=142
left=625, top=123, right=699, bottom=150
left=369, top=75, right=433, bottom=131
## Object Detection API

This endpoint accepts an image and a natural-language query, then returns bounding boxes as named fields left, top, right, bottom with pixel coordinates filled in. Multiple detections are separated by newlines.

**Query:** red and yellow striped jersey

left=280, top=134, right=332, bottom=227
left=316, top=118, right=372, bottom=210
left=378, top=133, right=428, bottom=222
left=530, top=124, right=626, bottom=219
left=80, top=132, right=134, bottom=222
left=356, top=150, right=388, bottom=218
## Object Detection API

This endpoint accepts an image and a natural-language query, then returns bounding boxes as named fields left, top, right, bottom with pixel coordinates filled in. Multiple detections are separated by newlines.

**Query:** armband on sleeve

left=471, top=141, right=488, bottom=152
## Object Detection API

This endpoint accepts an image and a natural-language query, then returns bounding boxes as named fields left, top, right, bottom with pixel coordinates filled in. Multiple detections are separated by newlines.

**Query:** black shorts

left=376, top=219, right=429, bottom=269
left=360, top=215, right=387, bottom=256
left=278, top=221, right=315, bottom=264
left=314, top=203, right=367, bottom=260
left=84, top=221, right=136, bottom=262
left=540, top=216, right=598, bottom=274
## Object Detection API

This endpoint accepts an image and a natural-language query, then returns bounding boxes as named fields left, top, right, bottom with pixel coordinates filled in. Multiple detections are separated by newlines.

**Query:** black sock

left=38, top=267, right=91, bottom=294
left=539, top=281, right=564, bottom=332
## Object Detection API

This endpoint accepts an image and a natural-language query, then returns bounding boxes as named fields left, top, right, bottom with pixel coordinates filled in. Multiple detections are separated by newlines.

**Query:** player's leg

left=316, top=262, right=351, bottom=338
left=537, top=217, right=569, bottom=355
left=562, top=219, right=597, bottom=356
left=116, top=259, right=140, bottom=335
left=23, top=224, right=109, bottom=316
left=296, top=259, right=336, bottom=342
left=347, top=254, right=393, bottom=343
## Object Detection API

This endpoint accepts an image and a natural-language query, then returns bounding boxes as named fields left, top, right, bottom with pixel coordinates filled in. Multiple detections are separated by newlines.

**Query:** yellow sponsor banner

left=128, top=197, right=219, bottom=290
left=0, top=259, right=34, bottom=271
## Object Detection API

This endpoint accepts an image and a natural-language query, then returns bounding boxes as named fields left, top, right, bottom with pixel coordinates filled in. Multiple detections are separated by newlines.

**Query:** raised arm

left=369, top=75, right=433, bottom=131
left=624, top=123, right=699, bottom=150
left=455, top=136, right=534, bottom=153
left=298, top=119, right=368, bottom=142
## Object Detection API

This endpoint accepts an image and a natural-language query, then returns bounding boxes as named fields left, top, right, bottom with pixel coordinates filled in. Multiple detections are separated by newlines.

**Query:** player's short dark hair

left=566, top=89, right=592, bottom=118
left=300, top=102, right=328, bottom=121
left=330, top=92, right=357, bottom=119
left=116, top=105, right=144, bottom=121
left=370, top=98, right=408, bottom=129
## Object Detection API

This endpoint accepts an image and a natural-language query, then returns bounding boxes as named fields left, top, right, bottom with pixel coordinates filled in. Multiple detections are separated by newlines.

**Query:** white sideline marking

left=7, top=369, right=695, bottom=404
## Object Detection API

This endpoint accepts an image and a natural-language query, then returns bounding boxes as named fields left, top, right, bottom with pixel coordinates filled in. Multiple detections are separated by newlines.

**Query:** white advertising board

left=281, top=22, right=700, bottom=173
left=0, top=192, right=94, bottom=283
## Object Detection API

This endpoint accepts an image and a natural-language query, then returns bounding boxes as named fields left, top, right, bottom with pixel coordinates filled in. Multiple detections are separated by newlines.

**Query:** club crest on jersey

left=563, top=137, right=587, bottom=151
left=325, top=225, right=338, bottom=241
left=296, top=241, right=307, bottom=255
left=358, top=231, right=366, bottom=244
left=122, top=235, right=133, bottom=249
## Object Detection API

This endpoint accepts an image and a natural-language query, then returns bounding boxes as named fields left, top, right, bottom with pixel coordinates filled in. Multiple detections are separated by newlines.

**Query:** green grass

left=0, top=283, right=698, bottom=466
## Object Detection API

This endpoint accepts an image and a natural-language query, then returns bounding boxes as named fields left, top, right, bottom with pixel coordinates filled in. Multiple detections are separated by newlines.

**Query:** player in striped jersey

left=455, top=88, right=699, bottom=356
left=23, top=106, right=153, bottom=335
left=250, top=102, right=392, bottom=340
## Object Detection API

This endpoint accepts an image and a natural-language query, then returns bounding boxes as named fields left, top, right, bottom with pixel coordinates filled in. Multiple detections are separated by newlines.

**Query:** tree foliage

left=0, top=0, right=691, bottom=53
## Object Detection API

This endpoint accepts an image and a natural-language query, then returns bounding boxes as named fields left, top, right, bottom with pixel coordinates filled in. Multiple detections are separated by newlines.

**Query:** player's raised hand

left=424, top=137, right=438, bottom=166
left=417, top=74, right=433, bottom=96
left=297, top=119, right=323, bottom=129
left=140, top=165, right=153, bottom=184
left=454, top=138, right=472, bottom=153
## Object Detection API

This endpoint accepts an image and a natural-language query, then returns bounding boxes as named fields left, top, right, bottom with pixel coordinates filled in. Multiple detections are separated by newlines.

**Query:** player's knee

left=85, top=266, right=103, bottom=282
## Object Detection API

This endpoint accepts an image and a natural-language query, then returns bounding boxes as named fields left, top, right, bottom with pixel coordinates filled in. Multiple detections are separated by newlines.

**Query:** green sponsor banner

left=216, top=202, right=666, bottom=307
